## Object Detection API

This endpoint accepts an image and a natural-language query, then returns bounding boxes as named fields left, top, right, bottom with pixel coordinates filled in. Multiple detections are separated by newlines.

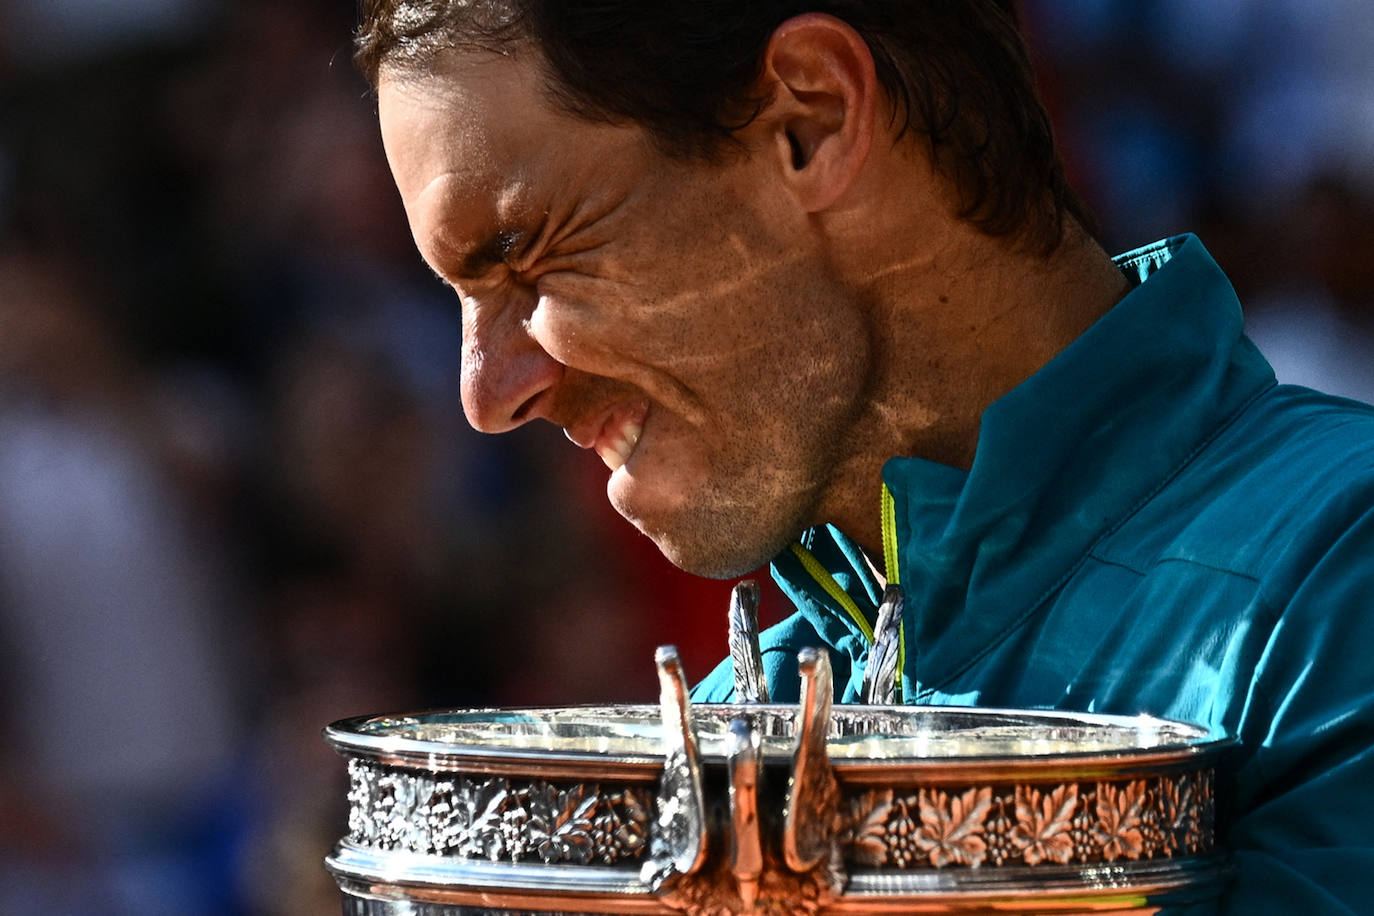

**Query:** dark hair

left=356, top=1, right=1094, bottom=252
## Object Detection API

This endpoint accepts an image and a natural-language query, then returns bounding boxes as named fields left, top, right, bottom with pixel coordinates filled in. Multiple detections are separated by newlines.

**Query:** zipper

left=881, top=482, right=907, bottom=700
left=787, top=542, right=875, bottom=644
left=786, top=482, right=907, bottom=701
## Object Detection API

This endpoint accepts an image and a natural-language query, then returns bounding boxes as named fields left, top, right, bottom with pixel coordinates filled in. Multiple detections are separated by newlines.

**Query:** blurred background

left=0, top=1, right=1371, bottom=912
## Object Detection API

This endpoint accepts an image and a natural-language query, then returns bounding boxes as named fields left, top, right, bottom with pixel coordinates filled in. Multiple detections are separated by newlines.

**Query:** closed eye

left=459, top=228, right=525, bottom=280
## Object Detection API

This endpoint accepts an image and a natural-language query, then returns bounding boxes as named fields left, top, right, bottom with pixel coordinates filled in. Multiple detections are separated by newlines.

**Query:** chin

left=609, top=462, right=803, bottom=578
left=627, top=504, right=790, bottom=580
left=653, top=537, right=760, bottom=580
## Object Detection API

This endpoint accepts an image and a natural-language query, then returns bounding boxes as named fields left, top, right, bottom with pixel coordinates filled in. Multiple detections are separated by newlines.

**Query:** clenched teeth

left=597, top=418, right=643, bottom=471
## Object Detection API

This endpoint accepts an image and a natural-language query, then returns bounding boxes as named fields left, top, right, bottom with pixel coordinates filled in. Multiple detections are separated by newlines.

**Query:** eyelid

left=459, top=228, right=526, bottom=279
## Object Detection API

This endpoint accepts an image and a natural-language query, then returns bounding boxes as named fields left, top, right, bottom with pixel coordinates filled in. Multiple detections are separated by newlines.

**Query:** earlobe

left=761, top=13, right=877, bottom=213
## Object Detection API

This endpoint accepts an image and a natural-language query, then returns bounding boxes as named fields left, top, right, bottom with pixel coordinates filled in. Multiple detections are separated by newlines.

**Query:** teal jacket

left=693, top=235, right=1374, bottom=913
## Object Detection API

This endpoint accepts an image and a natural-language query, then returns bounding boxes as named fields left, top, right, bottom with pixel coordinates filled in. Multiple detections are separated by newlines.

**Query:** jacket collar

left=774, top=235, right=1277, bottom=698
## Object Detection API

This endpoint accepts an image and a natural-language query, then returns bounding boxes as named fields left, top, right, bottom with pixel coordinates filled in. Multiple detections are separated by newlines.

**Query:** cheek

left=527, top=272, right=684, bottom=369
left=525, top=276, right=625, bottom=367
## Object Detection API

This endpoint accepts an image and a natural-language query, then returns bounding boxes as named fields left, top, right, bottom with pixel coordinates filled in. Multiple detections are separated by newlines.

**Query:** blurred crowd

left=1025, top=0, right=1374, bottom=401
left=0, top=1, right=1371, bottom=913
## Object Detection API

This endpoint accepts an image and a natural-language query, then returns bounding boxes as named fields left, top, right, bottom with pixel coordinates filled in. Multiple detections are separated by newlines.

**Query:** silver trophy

left=324, top=582, right=1230, bottom=914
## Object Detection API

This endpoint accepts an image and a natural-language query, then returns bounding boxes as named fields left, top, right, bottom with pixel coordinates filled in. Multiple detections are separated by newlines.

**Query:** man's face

left=379, top=51, right=874, bottom=577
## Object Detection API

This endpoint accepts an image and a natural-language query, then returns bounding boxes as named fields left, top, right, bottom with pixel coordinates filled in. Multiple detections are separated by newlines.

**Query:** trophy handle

left=648, top=645, right=849, bottom=914
left=643, top=646, right=708, bottom=886
left=728, top=580, right=769, bottom=703
left=725, top=717, right=763, bottom=911
left=861, top=585, right=905, bottom=705
left=783, top=648, right=845, bottom=887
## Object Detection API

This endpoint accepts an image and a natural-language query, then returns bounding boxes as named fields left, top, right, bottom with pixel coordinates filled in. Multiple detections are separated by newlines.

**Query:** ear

left=757, top=14, right=878, bottom=213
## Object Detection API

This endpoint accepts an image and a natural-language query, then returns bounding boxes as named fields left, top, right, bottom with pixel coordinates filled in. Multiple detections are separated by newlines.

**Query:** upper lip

left=562, top=408, right=613, bottom=450
left=562, top=398, right=649, bottom=459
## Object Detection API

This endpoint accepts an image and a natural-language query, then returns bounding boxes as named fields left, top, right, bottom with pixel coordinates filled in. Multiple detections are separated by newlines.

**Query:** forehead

left=377, top=51, right=657, bottom=261
left=377, top=52, right=541, bottom=209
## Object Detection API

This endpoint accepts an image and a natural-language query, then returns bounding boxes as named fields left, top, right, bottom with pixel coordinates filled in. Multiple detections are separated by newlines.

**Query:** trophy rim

left=323, top=703, right=1231, bottom=780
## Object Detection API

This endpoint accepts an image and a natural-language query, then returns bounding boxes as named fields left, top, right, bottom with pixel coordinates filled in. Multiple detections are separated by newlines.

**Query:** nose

left=459, top=290, right=564, bottom=433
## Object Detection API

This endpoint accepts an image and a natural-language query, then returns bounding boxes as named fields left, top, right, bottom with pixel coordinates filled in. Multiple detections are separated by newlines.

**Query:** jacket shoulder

left=1096, top=384, right=1374, bottom=579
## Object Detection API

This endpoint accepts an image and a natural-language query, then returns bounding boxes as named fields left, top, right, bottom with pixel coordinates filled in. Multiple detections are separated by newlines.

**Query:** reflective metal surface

left=326, top=647, right=1230, bottom=915
left=328, top=703, right=1216, bottom=767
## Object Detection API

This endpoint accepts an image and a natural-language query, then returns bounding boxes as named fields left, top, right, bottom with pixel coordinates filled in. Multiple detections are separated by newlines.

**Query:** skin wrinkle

left=377, top=19, right=1126, bottom=573
left=524, top=209, right=616, bottom=279
left=433, top=165, right=620, bottom=289
left=414, top=178, right=500, bottom=279
left=527, top=201, right=845, bottom=433
left=393, top=68, right=628, bottom=286
left=625, top=250, right=816, bottom=330
left=383, top=51, right=872, bottom=572
left=857, top=251, right=942, bottom=288
left=524, top=287, right=714, bottom=421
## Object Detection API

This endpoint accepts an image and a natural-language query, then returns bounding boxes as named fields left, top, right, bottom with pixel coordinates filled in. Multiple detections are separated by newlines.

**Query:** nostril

left=461, top=323, right=564, bottom=432
left=511, top=391, right=542, bottom=423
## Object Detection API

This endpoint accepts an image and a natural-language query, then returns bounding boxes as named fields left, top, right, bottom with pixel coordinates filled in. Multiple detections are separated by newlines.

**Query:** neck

left=818, top=220, right=1130, bottom=561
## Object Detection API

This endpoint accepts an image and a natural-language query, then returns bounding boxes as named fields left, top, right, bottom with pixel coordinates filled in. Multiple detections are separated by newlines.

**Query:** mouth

left=595, top=411, right=644, bottom=472
left=565, top=400, right=649, bottom=472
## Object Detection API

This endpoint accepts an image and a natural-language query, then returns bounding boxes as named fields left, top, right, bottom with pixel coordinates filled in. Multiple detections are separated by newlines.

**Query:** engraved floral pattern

left=345, top=760, right=650, bottom=865
left=371, top=769, right=433, bottom=851
left=591, top=790, right=651, bottom=863
left=1010, top=784, right=1077, bottom=865
left=1195, top=770, right=1216, bottom=853
left=884, top=796, right=923, bottom=867
left=914, top=787, right=993, bottom=867
left=347, top=763, right=1215, bottom=876
left=425, top=779, right=462, bottom=853
left=1069, top=790, right=1099, bottom=861
left=458, top=778, right=510, bottom=860
left=983, top=798, right=1015, bottom=866
left=839, top=771, right=1215, bottom=870
left=1093, top=779, right=1148, bottom=861
left=524, top=783, right=597, bottom=864
left=1157, top=773, right=1193, bottom=857
left=844, top=789, right=894, bottom=867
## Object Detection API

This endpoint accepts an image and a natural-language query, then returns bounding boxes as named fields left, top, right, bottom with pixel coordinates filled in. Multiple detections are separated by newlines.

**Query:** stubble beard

left=619, top=391, right=866, bottom=581
left=615, top=275, right=876, bottom=579
left=625, top=468, right=824, bottom=580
